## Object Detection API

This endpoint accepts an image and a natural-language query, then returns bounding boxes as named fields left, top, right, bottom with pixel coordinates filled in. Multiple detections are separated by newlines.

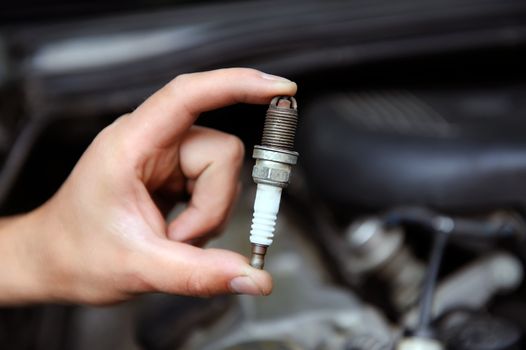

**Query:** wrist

left=0, top=208, right=64, bottom=304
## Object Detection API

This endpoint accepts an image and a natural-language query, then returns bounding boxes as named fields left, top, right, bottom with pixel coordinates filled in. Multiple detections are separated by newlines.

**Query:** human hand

left=0, top=68, right=297, bottom=304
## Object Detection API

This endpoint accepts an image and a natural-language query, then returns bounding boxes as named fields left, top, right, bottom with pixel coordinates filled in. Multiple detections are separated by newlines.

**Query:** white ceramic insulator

left=250, top=184, right=283, bottom=246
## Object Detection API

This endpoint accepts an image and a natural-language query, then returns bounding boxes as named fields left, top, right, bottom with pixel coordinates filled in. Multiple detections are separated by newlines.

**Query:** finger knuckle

left=170, top=73, right=191, bottom=89
left=223, top=134, right=245, bottom=163
left=185, top=271, right=213, bottom=296
left=237, top=67, right=260, bottom=79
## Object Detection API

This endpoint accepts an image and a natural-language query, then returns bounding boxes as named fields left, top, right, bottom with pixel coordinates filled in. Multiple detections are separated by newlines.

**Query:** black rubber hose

left=415, top=230, right=449, bottom=338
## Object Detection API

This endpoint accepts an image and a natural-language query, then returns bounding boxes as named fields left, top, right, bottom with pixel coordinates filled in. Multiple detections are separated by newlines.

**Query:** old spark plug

left=249, top=96, right=299, bottom=269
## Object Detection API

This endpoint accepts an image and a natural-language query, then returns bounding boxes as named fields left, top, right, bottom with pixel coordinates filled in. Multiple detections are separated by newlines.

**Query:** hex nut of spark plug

left=252, top=163, right=290, bottom=186
left=252, top=146, right=298, bottom=188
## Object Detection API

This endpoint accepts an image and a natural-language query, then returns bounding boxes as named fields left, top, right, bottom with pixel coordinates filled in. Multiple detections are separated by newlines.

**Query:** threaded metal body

left=261, top=96, right=298, bottom=151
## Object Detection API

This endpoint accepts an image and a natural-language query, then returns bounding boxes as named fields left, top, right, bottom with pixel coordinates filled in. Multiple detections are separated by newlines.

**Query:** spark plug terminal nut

left=249, top=96, right=299, bottom=269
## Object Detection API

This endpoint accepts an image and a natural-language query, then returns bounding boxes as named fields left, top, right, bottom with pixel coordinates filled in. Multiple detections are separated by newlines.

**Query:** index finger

left=126, top=68, right=297, bottom=148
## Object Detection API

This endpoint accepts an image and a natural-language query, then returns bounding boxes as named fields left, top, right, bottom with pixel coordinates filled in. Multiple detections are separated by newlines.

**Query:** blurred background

left=1, top=0, right=526, bottom=349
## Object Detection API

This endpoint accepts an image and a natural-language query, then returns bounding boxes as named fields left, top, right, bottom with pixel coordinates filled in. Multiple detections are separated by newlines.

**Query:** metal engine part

left=404, top=252, right=524, bottom=329
left=345, top=218, right=426, bottom=311
left=396, top=337, right=444, bottom=350
left=437, top=311, right=522, bottom=350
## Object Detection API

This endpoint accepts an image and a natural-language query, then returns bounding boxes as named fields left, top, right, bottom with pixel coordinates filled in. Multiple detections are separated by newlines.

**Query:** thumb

left=137, top=238, right=272, bottom=297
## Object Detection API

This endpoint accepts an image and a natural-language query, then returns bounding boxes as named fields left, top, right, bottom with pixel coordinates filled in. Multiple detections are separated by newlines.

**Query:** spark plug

left=249, top=96, right=299, bottom=269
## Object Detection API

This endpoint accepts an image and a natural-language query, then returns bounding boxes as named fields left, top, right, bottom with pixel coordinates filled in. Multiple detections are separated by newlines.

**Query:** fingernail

left=229, top=276, right=262, bottom=296
left=261, top=72, right=292, bottom=83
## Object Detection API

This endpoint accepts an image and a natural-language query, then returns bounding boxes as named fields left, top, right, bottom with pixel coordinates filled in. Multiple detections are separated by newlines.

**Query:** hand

left=0, top=68, right=297, bottom=304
